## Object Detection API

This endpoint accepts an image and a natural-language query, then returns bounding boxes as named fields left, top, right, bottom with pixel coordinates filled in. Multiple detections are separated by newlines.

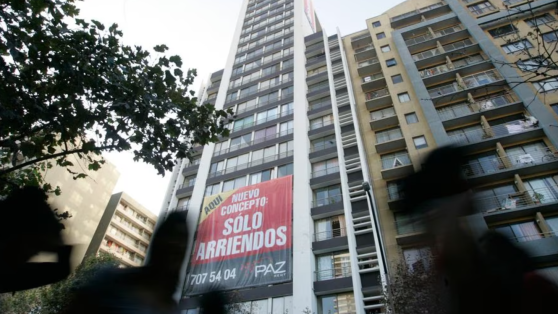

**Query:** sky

left=75, top=0, right=406, bottom=215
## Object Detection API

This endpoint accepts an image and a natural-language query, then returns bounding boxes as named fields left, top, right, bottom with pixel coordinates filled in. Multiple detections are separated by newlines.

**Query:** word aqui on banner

left=184, top=175, right=293, bottom=295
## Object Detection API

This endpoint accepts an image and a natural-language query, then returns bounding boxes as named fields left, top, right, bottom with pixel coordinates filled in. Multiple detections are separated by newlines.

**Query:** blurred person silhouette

left=63, top=210, right=227, bottom=314
left=401, top=145, right=558, bottom=314
left=0, top=186, right=73, bottom=293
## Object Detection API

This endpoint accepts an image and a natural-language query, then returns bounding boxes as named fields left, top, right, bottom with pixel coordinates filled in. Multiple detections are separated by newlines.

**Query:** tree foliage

left=384, top=260, right=444, bottom=314
left=0, top=252, right=119, bottom=314
left=0, top=0, right=232, bottom=191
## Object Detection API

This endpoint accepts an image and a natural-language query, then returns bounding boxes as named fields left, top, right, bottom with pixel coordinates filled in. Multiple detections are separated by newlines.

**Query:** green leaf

left=153, top=44, right=169, bottom=53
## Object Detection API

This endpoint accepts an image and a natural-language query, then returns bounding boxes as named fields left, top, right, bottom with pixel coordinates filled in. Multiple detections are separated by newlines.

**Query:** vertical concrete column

left=496, top=142, right=512, bottom=169
left=536, top=212, right=552, bottom=236
left=480, top=115, right=494, bottom=138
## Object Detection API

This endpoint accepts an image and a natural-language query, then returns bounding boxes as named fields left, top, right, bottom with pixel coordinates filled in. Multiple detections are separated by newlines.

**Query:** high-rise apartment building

left=160, top=0, right=558, bottom=312
left=85, top=192, right=157, bottom=267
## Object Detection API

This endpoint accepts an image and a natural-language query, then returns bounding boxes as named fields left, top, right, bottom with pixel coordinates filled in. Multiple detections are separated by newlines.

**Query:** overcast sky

left=75, top=0, right=406, bottom=215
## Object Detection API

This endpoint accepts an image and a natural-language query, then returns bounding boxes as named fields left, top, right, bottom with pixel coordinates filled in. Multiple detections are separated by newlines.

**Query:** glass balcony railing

left=209, top=150, right=293, bottom=178
left=311, top=166, right=340, bottom=178
left=351, top=33, right=371, bottom=42
left=213, top=128, right=293, bottom=156
left=354, top=44, right=374, bottom=54
left=442, top=38, right=474, bottom=53
left=365, top=88, right=390, bottom=101
left=448, top=119, right=539, bottom=145
left=312, top=194, right=342, bottom=207
left=371, top=107, right=396, bottom=121
left=428, top=82, right=460, bottom=98
left=503, top=0, right=528, bottom=5
left=311, top=141, right=337, bottom=153
left=313, top=228, right=346, bottom=242
left=462, top=69, right=503, bottom=89
left=358, top=57, right=379, bottom=68
left=362, top=73, right=385, bottom=84
left=315, top=264, right=352, bottom=281
left=395, top=216, right=426, bottom=235
left=310, top=119, right=334, bottom=130
left=470, top=4, right=498, bottom=16
left=420, top=54, right=486, bottom=78
left=308, top=99, right=332, bottom=111
left=391, top=2, right=445, bottom=22
left=437, top=93, right=517, bottom=121
left=381, top=153, right=412, bottom=170
left=475, top=186, right=558, bottom=216
left=462, top=147, right=557, bottom=178
left=405, top=33, right=435, bottom=46
left=178, top=179, right=196, bottom=190
left=412, top=47, right=442, bottom=62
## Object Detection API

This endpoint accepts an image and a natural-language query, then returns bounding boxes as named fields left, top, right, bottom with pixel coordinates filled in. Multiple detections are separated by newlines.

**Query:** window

left=551, top=104, right=558, bottom=115
left=226, top=91, right=238, bottom=103
left=210, top=161, right=224, bottom=176
left=260, top=76, right=280, bottom=90
left=376, top=127, right=403, bottom=144
left=205, top=183, right=220, bottom=196
left=313, top=185, right=342, bottom=206
left=488, top=24, right=517, bottom=38
left=381, top=45, right=391, bottom=52
left=372, top=21, right=381, bottom=28
left=262, top=63, right=281, bottom=77
left=386, top=58, right=397, bottom=67
left=494, top=221, right=542, bottom=242
left=525, top=13, right=556, bottom=27
left=370, top=107, right=395, bottom=121
left=405, top=112, right=419, bottom=124
left=280, top=120, right=294, bottom=134
left=237, top=99, right=257, bottom=114
left=315, top=215, right=346, bottom=241
left=254, top=126, right=276, bottom=144
left=225, top=153, right=250, bottom=171
left=223, top=176, right=247, bottom=192
left=398, top=92, right=411, bottom=103
left=413, top=136, right=428, bottom=149
left=252, top=145, right=276, bottom=165
left=249, top=169, right=274, bottom=185
left=230, top=133, right=252, bottom=149
left=282, top=85, right=294, bottom=96
left=523, top=176, right=558, bottom=205
left=501, top=39, right=533, bottom=54
left=534, top=77, right=558, bottom=93
left=542, top=31, right=558, bottom=43
left=280, top=102, right=293, bottom=116
left=278, top=163, right=293, bottom=177
left=316, top=252, right=351, bottom=280
left=256, top=107, right=278, bottom=124
left=312, top=158, right=339, bottom=177
left=311, top=134, right=336, bottom=152
left=468, top=2, right=497, bottom=16
left=233, top=116, right=255, bottom=131
left=259, top=90, right=279, bottom=105
left=376, top=32, right=386, bottom=39
left=473, top=183, right=519, bottom=212
left=310, top=114, right=333, bottom=130
left=395, top=211, right=426, bottom=235
left=403, top=247, right=432, bottom=271
left=320, top=293, right=355, bottom=314
left=391, top=74, right=403, bottom=84
left=517, top=57, right=549, bottom=72
left=387, top=180, right=404, bottom=201
left=177, top=197, right=191, bottom=211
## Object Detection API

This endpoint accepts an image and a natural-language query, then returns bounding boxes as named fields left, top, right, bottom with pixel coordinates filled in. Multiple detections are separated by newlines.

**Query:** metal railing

left=307, top=55, right=327, bottom=65
left=433, top=24, right=464, bottom=37
left=470, top=4, right=498, bottom=16
left=371, top=107, right=396, bottom=121
left=448, top=119, right=539, bottom=145
left=388, top=189, right=405, bottom=202
left=365, top=88, right=390, bottom=101
left=503, top=0, right=529, bottom=5
left=312, top=194, right=343, bottom=207
left=184, top=158, right=201, bottom=168
left=308, top=99, right=332, bottom=111
left=428, top=82, right=461, bottom=98
left=351, top=33, right=371, bottom=42
left=391, top=2, right=445, bottom=22
left=442, top=38, right=474, bottom=53
left=358, top=57, right=379, bottom=68
left=475, top=186, right=558, bottom=215
left=362, top=73, right=384, bottom=84
left=376, top=130, right=403, bottom=144
left=213, top=128, right=293, bottom=156
left=311, top=166, right=340, bottom=178
left=308, top=81, right=330, bottom=93
left=420, top=55, right=486, bottom=78
left=235, top=93, right=292, bottom=115
left=315, top=265, right=352, bottom=281
left=405, top=32, right=434, bottom=46
left=209, top=150, right=293, bottom=178
left=462, top=69, right=503, bottom=89
left=381, top=153, right=412, bottom=170
left=313, top=228, right=346, bottom=242
left=395, top=216, right=427, bottom=235
left=462, top=147, right=557, bottom=177
left=310, top=119, right=334, bottom=130
left=412, top=47, right=442, bottom=62
left=506, top=231, right=555, bottom=243
left=437, top=93, right=517, bottom=121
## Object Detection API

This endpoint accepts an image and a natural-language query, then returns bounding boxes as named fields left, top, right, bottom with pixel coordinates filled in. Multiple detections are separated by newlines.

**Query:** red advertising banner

left=184, top=175, right=293, bottom=295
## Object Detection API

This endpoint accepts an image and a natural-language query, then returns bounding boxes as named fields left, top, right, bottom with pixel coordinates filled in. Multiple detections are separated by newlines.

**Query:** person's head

left=0, top=186, right=64, bottom=265
left=146, top=211, right=188, bottom=274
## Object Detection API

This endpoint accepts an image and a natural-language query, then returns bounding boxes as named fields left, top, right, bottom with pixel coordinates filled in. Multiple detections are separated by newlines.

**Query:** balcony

left=448, top=119, right=543, bottom=152
left=310, top=166, right=341, bottom=188
left=307, top=81, right=331, bottom=100
left=462, top=148, right=558, bottom=185
left=309, top=121, right=335, bottom=140
left=176, top=178, right=196, bottom=198
left=406, top=24, right=468, bottom=55
left=437, top=93, right=523, bottom=129
left=390, top=2, right=450, bottom=29
left=369, top=107, right=398, bottom=131
left=182, top=158, right=201, bottom=176
left=100, top=245, right=141, bottom=267
left=357, top=57, right=381, bottom=76
left=214, top=128, right=293, bottom=157
left=315, top=264, right=351, bottom=281
left=503, top=0, right=531, bottom=6
left=476, top=186, right=558, bottom=223
left=381, top=152, right=414, bottom=180
left=428, top=69, right=504, bottom=105
left=209, top=150, right=293, bottom=179
left=306, top=55, right=327, bottom=68
left=376, top=131, right=406, bottom=154
left=311, top=194, right=344, bottom=218
left=361, top=73, right=386, bottom=92
left=313, top=264, right=353, bottom=295
left=231, top=108, right=294, bottom=134
left=354, top=44, right=376, bottom=62
left=387, top=189, right=406, bottom=211
left=365, top=88, right=391, bottom=111
left=421, top=54, right=492, bottom=87
left=308, top=100, right=333, bottom=118
left=351, top=33, right=372, bottom=48
left=413, top=38, right=480, bottom=69
left=235, top=93, right=292, bottom=115
left=312, top=228, right=349, bottom=254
